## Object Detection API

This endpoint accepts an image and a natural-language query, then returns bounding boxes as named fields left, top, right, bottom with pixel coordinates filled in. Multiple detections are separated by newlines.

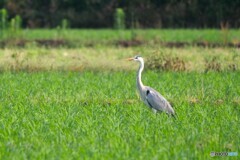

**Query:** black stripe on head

left=134, top=55, right=142, bottom=59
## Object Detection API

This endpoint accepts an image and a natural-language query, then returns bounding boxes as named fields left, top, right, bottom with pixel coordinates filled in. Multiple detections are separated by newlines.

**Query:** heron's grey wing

left=145, top=87, right=174, bottom=114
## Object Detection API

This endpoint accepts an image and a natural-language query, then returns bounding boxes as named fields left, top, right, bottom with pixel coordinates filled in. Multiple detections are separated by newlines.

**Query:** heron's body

left=129, top=55, right=175, bottom=115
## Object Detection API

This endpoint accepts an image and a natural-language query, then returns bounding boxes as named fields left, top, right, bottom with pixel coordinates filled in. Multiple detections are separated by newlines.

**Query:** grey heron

left=128, top=55, right=175, bottom=116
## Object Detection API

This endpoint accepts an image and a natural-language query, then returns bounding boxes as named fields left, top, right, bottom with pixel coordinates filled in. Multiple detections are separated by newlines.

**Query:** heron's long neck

left=137, top=60, right=144, bottom=91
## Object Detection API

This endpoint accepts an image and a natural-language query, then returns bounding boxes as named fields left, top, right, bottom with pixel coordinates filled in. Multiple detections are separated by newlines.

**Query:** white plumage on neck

left=136, top=58, right=146, bottom=100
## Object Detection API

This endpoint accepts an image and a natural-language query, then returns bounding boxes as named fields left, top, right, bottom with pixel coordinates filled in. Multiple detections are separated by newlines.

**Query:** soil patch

left=0, top=39, right=239, bottom=48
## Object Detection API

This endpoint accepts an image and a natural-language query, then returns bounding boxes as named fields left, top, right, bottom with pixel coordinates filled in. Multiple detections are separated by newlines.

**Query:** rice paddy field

left=0, top=29, right=239, bottom=159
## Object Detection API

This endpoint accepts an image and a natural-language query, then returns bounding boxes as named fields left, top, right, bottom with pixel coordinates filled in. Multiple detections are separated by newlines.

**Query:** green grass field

left=20, top=29, right=240, bottom=42
left=0, top=71, right=239, bottom=159
left=1, top=29, right=240, bottom=46
left=0, top=29, right=239, bottom=159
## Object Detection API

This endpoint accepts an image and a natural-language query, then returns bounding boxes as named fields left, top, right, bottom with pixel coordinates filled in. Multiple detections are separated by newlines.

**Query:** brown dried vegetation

left=146, top=53, right=186, bottom=71
left=204, top=56, right=222, bottom=72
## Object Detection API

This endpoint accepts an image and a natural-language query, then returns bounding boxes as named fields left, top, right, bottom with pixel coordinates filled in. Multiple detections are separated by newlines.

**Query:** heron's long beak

left=127, top=58, right=134, bottom=61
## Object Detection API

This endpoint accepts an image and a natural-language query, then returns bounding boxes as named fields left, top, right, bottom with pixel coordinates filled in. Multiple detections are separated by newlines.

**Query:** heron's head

left=127, top=55, right=143, bottom=63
